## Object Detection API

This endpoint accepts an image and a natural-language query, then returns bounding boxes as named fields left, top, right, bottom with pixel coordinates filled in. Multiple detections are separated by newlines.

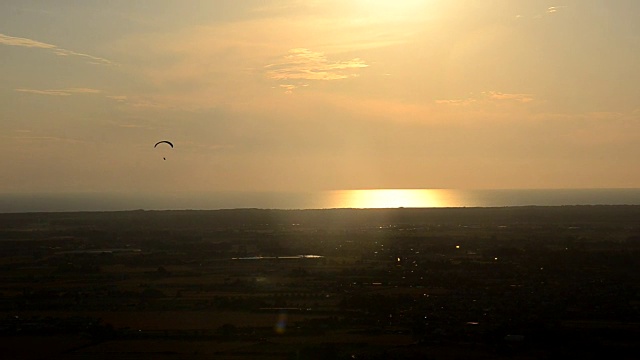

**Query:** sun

left=354, top=0, right=437, bottom=19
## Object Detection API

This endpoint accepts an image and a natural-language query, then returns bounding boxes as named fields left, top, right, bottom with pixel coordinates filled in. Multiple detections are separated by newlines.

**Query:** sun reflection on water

left=327, top=189, right=462, bottom=209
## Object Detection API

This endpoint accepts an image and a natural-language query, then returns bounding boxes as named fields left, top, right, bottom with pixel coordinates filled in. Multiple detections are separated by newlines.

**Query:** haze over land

left=1, top=207, right=639, bottom=358
left=2, top=1, right=640, bottom=197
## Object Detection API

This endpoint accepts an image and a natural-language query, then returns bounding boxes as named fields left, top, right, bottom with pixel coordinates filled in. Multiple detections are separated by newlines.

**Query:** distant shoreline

left=4, top=203, right=640, bottom=213
left=2, top=205, right=640, bottom=228
left=2, top=189, right=640, bottom=213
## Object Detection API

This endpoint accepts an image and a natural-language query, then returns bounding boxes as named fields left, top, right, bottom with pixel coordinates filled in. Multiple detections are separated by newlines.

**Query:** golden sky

left=1, top=0, right=639, bottom=194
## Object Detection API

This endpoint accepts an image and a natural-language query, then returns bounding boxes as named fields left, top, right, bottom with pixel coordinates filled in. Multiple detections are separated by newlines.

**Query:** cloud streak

left=0, top=33, right=113, bottom=65
left=265, top=48, right=367, bottom=91
left=437, top=91, right=535, bottom=106
left=547, top=6, right=568, bottom=14
left=483, top=91, right=534, bottom=103
left=4, top=135, right=85, bottom=144
left=15, top=88, right=102, bottom=96
left=516, top=5, right=569, bottom=19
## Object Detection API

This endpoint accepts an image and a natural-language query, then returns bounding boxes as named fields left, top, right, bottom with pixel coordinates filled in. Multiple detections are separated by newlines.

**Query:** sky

left=1, top=0, right=640, bottom=195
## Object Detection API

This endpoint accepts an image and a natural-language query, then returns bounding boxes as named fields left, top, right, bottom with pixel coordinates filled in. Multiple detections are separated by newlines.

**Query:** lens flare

left=274, top=311, right=288, bottom=334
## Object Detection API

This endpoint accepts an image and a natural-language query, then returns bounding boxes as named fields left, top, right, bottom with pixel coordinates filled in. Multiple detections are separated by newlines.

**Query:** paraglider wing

left=154, top=140, right=174, bottom=148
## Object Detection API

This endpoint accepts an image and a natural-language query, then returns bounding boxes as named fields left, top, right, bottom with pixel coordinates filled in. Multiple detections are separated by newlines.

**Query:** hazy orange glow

left=1, top=1, right=639, bottom=195
left=354, top=0, right=436, bottom=17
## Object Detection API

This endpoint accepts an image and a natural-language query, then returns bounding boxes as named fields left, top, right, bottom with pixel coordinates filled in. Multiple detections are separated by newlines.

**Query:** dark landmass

left=1, top=206, right=639, bottom=359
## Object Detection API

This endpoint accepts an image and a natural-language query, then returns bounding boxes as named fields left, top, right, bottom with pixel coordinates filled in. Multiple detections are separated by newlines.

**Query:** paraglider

left=154, top=140, right=173, bottom=148
left=154, top=140, right=173, bottom=160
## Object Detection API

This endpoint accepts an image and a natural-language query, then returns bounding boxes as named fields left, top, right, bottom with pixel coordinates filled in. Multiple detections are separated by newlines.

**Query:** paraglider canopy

left=154, top=140, right=173, bottom=148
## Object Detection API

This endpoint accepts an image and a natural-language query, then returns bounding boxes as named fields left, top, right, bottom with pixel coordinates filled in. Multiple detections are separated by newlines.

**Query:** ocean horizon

left=2, top=188, right=640, bottom=213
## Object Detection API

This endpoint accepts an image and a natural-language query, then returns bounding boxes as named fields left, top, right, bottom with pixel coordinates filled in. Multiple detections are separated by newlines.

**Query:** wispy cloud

left=547, top=6, right=568, bottom=14
left=5, top=135, right=84, bottom=144
left=0, top=33, right=56, bottom=48
left=51, top=48, right=114, bottom=66
left=436, top=91, right=535, bottom=106
left=0, top=33, right=113, bottom=65
left=435, top=99, right=477, bottom=106
left=112, top=122, right=155, bottom=130
left=15, top=89, right=72, bottom=96
left=279, top=84, right=299, bottom=94
left=116, top=124, right=146, bottom=129
left=483, top=91, right=534, bottom=103
left=516, top=5, right=568, bottom=19
left=265, top=48, right=368, bottom=91
left=15, top=88, right=102, bottom=96
left=106, top=95, right=128, bottom=102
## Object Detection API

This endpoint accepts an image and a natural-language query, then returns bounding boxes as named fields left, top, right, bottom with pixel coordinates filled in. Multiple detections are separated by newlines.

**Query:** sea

left=1, top=189, right=640, bottom=213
